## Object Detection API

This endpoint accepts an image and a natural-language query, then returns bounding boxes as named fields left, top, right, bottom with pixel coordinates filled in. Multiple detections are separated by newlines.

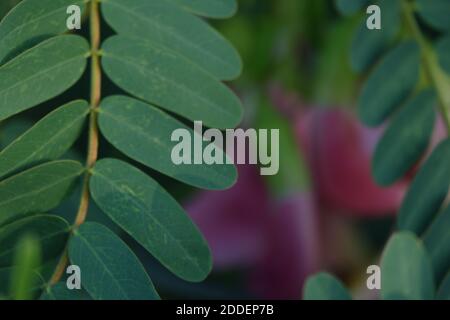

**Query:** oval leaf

left=98, top=95, right=237, bottom=190
left=0, top=100, right=89, bottom=179
left=40, top=283, right=91, bottom=300
left=350, top=0, right=400, bottom=73
left=373, top=89, right=436, bottom=186
left=168, top=0, right=237, bottom=19
left=0, top=35, right=89, bottom=121
left=0, top=0, right=86, bottom=64
left=0, top=160, right=84, bottom=226
left=101, top=0, right=241, bottom=80
left=398, top=138, right=450, bottom=234
left=423, top=205, right=450, bottom=283
left=90, top=158, right=212, bottom=282
left=68, top=222, right=159, bottom=300
left=0, top=215, right=69, bottom=268
left=416, top=0, right=450, bottom=32
left=303, top=272, right=352, bottom=300
left=101, top=36, right=242, bottom=129
left=359, top=41, right=420, bottom=127
left=381, top=232, right=435, bottom=300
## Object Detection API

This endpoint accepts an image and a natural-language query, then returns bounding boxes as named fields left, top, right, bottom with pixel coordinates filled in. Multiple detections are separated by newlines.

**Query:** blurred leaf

left=0, top=100, right=89, bottom=179
left=398, top=139, right=450, bottom=234
left=436, top=35, right=450, bottom=75
left=0, top=0, right=86, bottom=64
left=335, top=0, right=369, bottom=15
left=0, top=160, right=84, bottom=226
left=350, top=0, right=401, bottom=73
left=101, top=36, right=242, bottom=129
left=359, top=41, right=420, bottom=127
left=98, top=95, right=237, bottom=190
left=303, top=272, right=352, bottom=300
left=101, top=0, right=241, bottom=81
left=381, top=232, right=435, bottom=300
left=168, top=0, right=237, bottom=18
left=68, top=222, right=159, bottom=300
left=0, top=35, right=89, bottom=121
left=0, top=215, right=69, bottom=267
left=423, top=205, right=450, bottom=283
left=9, top=234, right=41, bottom=300
left=437, top=272, right=450, bottom=300
left=90, top=158, right=212, bottom=282
left=373, top=89, right=436, bottom=186
left=416, top=0, right=450, bottom=32
left=40, top=282, right=91, bottom=300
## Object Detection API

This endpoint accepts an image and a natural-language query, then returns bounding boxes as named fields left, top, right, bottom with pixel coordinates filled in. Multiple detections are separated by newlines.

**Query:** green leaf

left=68, top=222, right=159, bottom=300
left=0, top=35, right=89, bottom=121
left=90, top=158, right=212, bottom=282
left=9, top=234, right=41, bottom=300
left=350, top=0, right=400, bottom=73
left=98, top=95, right=237, bottom=190
left=0, top=160, right=84, bottom=226
left=0, top=118, right=32, bottom=149
left=436, top=35, right=450, bottom=76
left=101, top=0, right=241, bottom=81
left=303, top=272, right=352, bottom=300
left=168, top=0, right=237, bottom=18
left=0, top=0, right=21, bottom=20
left=359, top=41, right=420, bottom=126
left=437, top=272, right=450, bottom=300
left=0, top=215, right=69, bottom=267
left=40, top=283, right=91, bottom=300
left=381, top=232, right=435, bottom=300
left=0, top=100, right=89, bottom=179
left=0, top=0, right=86, bottom=64
left=416, top=0, right=450, bottom=32
left=423, top=205, right=450, bottom=283
left=398, top=139, right=450, bottom=234
left=373, top=89, right=436, bottom=186
left=335, top=0, right=369, bottom=15
left=101, top=36, right=242, bottom=129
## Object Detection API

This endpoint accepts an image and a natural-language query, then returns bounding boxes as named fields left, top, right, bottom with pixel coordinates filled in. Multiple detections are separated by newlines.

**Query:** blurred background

left=1, top=0, right=441, bottom=300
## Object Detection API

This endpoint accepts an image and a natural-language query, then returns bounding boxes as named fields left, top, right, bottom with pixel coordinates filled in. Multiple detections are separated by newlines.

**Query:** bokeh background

left=1, top=0, right=445, bottom=300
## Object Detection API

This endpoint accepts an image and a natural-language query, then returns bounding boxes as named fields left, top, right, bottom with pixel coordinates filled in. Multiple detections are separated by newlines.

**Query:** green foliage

left=303, top=272, right=352, bottom=300
left=305, top=0, right=450, bottom=300
left=0, top=0, right=242, bottom=299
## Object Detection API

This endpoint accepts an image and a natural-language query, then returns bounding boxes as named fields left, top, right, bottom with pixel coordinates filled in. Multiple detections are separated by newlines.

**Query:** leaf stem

left=49, top=0, right=101, bottom=285
left=401, top=0, right=450, bottom=133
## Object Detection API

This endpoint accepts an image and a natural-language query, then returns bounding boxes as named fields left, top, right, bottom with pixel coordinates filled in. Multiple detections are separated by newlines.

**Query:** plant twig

left=49, top=0, right=101, bottom=285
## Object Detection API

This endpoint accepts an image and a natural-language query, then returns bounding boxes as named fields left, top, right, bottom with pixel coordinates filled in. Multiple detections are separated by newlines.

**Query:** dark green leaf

left=423, top=205, right=450, bottom=282
left=0, top=35, right=89, bottom=121
left=373, top=89, right=436, bottom=186
left=98, top=95, right=237, bottom=190
left=101, top=36, right=242, bottom=129
left=416, top=0, right=450, bottom=32
left=0, top=215, right=69, bottom=267
left=436, top=35, right=450, bottom=75
left=350, top=0, right=400, bottom=73
left=381, top=232, right=435, bottom=300
left=40, top=283, right=91, bottom=300
left=68, top=222, right=159, bottom=300
left=359, top=41, right=420, bottom=126
left=437, top=272, right=450, bottom=300
left=101, top=0, right=241, bottom=80
left=0, top=0, right=86, bottom=64
left=168, top=0, right=237, bottom=18
left=9, top=234, right=41, bottom=300
left=90, top=158, right=212, bottom=282
left=0, top=160, right=84, bottom=226
left=0, top=0, right=21, bottom=20
left=303, top=272, right=351, bottom=300
left=0, top=100, right=89, bottom=179
left=335, top=0, right=369, bottom=15
left=398, top=139, right=450, bottom=234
